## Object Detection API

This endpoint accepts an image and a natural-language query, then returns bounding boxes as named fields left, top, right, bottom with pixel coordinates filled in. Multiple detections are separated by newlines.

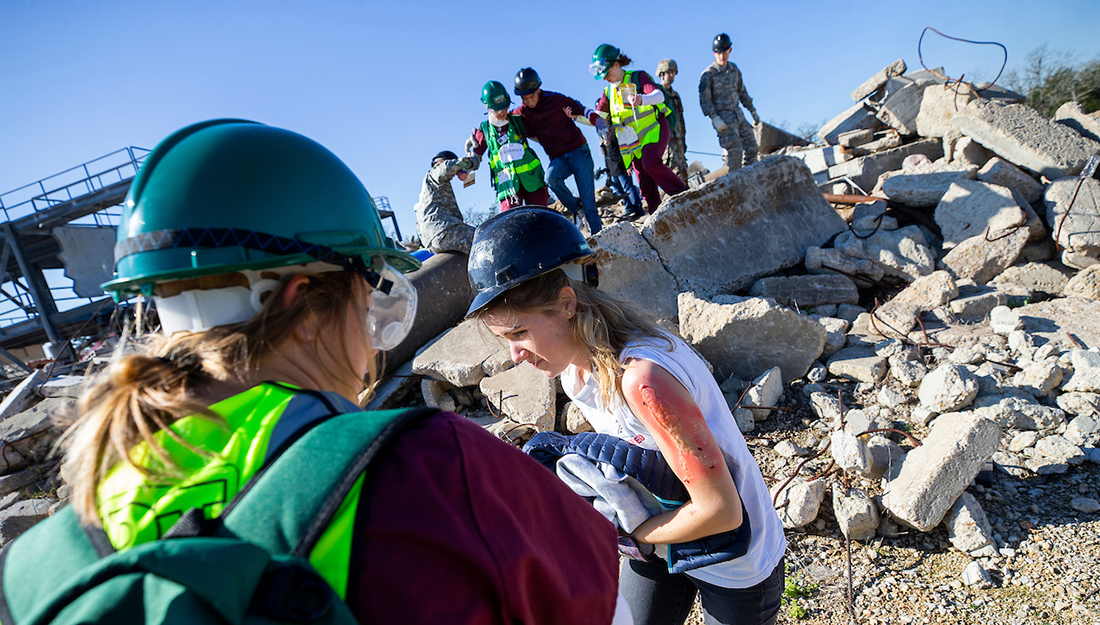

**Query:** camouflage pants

left=425, top=222, right=475, bottom=255
left=715, top=109, right=758, bottom=171
left=662, top=133, right=689, bottom=183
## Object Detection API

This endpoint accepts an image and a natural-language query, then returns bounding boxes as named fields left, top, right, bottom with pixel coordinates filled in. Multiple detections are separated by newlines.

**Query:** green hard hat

left=102, top=119, right=419, bottom=297
left=481, top=81, right=511, bottom=111
left=590, top=44, right=620, bottom=80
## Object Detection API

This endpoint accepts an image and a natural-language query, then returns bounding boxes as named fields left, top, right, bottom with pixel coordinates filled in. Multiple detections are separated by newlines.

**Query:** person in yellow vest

left=466, top=80, right=549, bottom=211
left=591, top=44, right=688, bottom=215
left=36, top=120, right=628, bottom=624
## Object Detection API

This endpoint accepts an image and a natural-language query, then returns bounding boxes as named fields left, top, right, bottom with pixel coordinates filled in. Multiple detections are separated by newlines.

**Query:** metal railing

left=0, top=147, right=149, bottom=224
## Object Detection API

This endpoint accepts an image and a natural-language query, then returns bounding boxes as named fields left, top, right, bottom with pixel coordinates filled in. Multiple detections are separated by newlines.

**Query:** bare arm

left=621, top=359, right=742, bottom=544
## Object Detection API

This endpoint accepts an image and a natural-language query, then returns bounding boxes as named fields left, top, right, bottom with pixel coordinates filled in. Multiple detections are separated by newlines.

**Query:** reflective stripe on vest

left=608, top=71, right=671, bottom=168
left=96, top=383, right=361, bottom=598
left=482, top=119, right=545, bottom=201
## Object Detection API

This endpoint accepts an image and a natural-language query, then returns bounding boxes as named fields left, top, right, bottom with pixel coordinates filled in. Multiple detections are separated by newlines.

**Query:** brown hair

left=476, top=269, right=671, bottom=409
left=62, top=270, right=374, bottom=524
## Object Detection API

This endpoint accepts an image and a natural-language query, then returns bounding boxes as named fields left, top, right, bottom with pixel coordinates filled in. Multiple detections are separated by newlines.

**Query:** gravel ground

left=678, top=381, right=1100, bottom=625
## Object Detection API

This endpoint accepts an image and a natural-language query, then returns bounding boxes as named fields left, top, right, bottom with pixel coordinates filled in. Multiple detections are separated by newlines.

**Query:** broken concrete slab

left=815, top=316, right=849, bottom=357
left=787, top=146, right=849, bottom=175
left=941, top=228, right=1029, bottom=285
left=645, top=156, right=847, bottom=294
left=1064, top=265, right=1100, bottom=300
left=948, top=285, right=1007, bottom=318
left=38, top=375, right=85, bottom=399
left=772, top=477, right=826, bottom=529
left=935, top=180, right=1028, bottom=249
left=1046, top=176, right=1100, bottom=258
left=561, top=401, right=593, bottom=434
left=755, top=122, right=810, bottom=155
left=745, top=366, right=783, bottom=421
left=412, top=318, right=512, bottom=387
left=479, top=362, right=556, bottom=431
left=834, top=225, right=935, bottom=282
left=989, top=262, right=1070, bottom=296
left=1054, top=101, right=1100, bottom=144
left=881, top=411, right=1000, bottom=531
left=875, top=79, right=934, bottom=136
left=851, top=59, right=907, bottom=102
left=818, top=102, right=878, bottom=145
left=951, top=99, right=1100, bottom=179
left=0, top=369, right=46, bottom=422
left=951, top=136, right=994, bottom=168
left=827, top=347, right=887, bottom=384
left=918, top=364, right=979, bottom=413
left=977, top=157, right=1045, bottom=206
left=0, top=397, right=71, bottom=475
left=915, top=83, right=978, bottom=140
left=591, top=221, right=680, bottom=320
left=838, top=129, right=874, bottom=148
left=827, top=139, right=944, bottom=195
left=805, top=247, right=884, bottom=286
left=0, top=499, right=55, bottom=547
left=748, top=274, right=859, bottom=308
left=880, top=161, right=977, bottom=207
left=865, top=435, right=905, bottom=480
left=364, top=360, right=421, bottom=410
left=677, top=292, right=826, bottom=383
left=833, top=487, right=879, bottom=541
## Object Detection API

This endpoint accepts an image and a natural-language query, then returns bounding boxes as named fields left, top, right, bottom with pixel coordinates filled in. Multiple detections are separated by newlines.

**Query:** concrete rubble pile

left=1, top=61, right=1100, bottom=601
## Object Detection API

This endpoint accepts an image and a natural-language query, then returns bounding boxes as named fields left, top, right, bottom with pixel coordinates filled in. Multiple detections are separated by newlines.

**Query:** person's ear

left=282, top=275, right=311, bottom=309
left=559, top=285, right=577, bottom=316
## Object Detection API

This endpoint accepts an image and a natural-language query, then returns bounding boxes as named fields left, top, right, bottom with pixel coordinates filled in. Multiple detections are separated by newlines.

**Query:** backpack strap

left=213, top=406, right=438, bottom=558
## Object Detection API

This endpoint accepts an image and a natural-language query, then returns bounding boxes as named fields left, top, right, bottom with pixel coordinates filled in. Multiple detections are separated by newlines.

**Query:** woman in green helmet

left=2, top=121, right=628, bottom=624
left=466, top=80, right=549, bottom=211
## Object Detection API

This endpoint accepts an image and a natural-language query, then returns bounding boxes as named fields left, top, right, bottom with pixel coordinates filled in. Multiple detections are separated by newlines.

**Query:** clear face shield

left=363, top=260, right=418, bottom=351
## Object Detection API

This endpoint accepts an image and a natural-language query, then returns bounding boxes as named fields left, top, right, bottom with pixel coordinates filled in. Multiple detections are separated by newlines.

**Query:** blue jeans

left=547, top=144, right=601, bottom=234
left=619, top=557, right=784, bottom=625
left=610, top=171, right=642, bottom=215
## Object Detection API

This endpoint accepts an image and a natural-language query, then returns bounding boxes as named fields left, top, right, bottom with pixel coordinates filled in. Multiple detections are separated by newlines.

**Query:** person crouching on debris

left=699, top=33, right=761, bottom=171
left=0, top=121, right=629, bottom=625
left=591, top=44, right=688, bottom=215
left=466, top=80, right=549, bottom=212
left=467, top=207, right=787, bottom=625
left=594, top=103, right=644, bottom=221
left=415, top=150, right=478, bottom=254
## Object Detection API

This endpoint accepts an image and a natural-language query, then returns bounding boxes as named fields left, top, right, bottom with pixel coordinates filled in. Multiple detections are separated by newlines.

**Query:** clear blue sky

left=2, top=0, right=1098, bottom=245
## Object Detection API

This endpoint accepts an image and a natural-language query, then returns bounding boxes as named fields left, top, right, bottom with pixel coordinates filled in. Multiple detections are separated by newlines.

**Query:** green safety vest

left=605, top=70, right=674, bottom=169
left=481, top=117, right=545, bottom=202
left=96, top=383, right=363, bottom=598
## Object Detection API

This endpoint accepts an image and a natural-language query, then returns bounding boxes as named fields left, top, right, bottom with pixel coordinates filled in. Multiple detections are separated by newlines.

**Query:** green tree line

left=1004, top=45, right=1100, bottom=117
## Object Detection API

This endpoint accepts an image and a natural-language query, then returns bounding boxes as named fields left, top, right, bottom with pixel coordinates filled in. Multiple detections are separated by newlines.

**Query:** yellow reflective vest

left=605, top=70, right=673, bottom=169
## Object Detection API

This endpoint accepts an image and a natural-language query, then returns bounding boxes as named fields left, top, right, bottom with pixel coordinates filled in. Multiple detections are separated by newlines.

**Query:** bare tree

left=1004, top=45, right=1100, bottom=117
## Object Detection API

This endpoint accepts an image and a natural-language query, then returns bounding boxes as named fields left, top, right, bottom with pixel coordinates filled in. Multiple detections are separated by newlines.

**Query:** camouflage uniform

left=698, top=61, right=759, bottom=170
left=414, top=155, right=478, bottom=254
left=661, top=85, right=689, bottom=182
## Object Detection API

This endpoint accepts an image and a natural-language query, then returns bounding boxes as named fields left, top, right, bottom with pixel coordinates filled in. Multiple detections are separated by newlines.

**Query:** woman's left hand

left=621, top=359, right=743, bottom=545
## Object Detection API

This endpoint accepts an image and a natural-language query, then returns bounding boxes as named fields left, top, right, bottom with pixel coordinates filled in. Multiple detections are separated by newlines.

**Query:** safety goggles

left=361, top=260, right=418, bottom=351
left=589, top=60, right=611, bottom=79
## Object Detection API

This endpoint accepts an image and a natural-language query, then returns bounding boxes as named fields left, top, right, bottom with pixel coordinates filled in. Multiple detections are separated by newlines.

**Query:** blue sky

left=2, top=0, right=1098, bottom=246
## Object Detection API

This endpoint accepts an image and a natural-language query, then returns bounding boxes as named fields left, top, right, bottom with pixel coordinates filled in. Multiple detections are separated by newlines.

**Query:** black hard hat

left=514, top=68, right=543, bottom=96
left=432, top=150, right=458, bottom=166
left=713, top=33, right=732, bottom=52
left=466, top=207, right=591, bottom=317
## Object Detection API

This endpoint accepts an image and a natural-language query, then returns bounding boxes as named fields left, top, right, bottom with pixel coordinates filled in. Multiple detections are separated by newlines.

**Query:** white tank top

left=561, top=332, right=786, bottom=588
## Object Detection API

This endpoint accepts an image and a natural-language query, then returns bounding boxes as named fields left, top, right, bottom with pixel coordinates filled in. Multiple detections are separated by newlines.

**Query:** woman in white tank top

left=466, top=208, right=786, bottom=625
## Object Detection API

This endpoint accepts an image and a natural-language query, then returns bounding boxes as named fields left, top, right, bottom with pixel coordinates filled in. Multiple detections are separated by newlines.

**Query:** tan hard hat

left=657, top=59, right=678, bottom=75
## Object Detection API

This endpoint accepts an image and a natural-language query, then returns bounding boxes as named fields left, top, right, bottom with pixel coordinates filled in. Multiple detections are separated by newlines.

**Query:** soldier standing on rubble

left=699, top=33, right=761, bottom=171
left=414, top=150, right=477, bottom=254
left=657, top=59, right=689, bottom=183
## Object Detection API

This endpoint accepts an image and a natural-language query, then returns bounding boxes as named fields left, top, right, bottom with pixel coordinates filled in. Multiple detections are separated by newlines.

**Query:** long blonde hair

left=477, top=268, right=671, bottom=409
left=63, top=270, right=373, bottom=524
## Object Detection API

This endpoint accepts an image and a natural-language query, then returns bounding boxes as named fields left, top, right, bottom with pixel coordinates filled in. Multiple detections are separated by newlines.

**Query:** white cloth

left=561, top=332, right=786, bottom=589
left=555, top=454, right=664, bottom=534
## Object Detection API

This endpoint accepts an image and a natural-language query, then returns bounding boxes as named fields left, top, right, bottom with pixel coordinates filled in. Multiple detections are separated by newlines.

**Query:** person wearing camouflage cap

left=699, top=33, right=761, bottom=171
left=657, top=59, right=689, bottom=183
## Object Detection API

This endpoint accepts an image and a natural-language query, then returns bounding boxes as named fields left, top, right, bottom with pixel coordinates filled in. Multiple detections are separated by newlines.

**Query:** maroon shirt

left=513, top=91, right=592, bottom=160
left=348, top=411, right=620, bottom=624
